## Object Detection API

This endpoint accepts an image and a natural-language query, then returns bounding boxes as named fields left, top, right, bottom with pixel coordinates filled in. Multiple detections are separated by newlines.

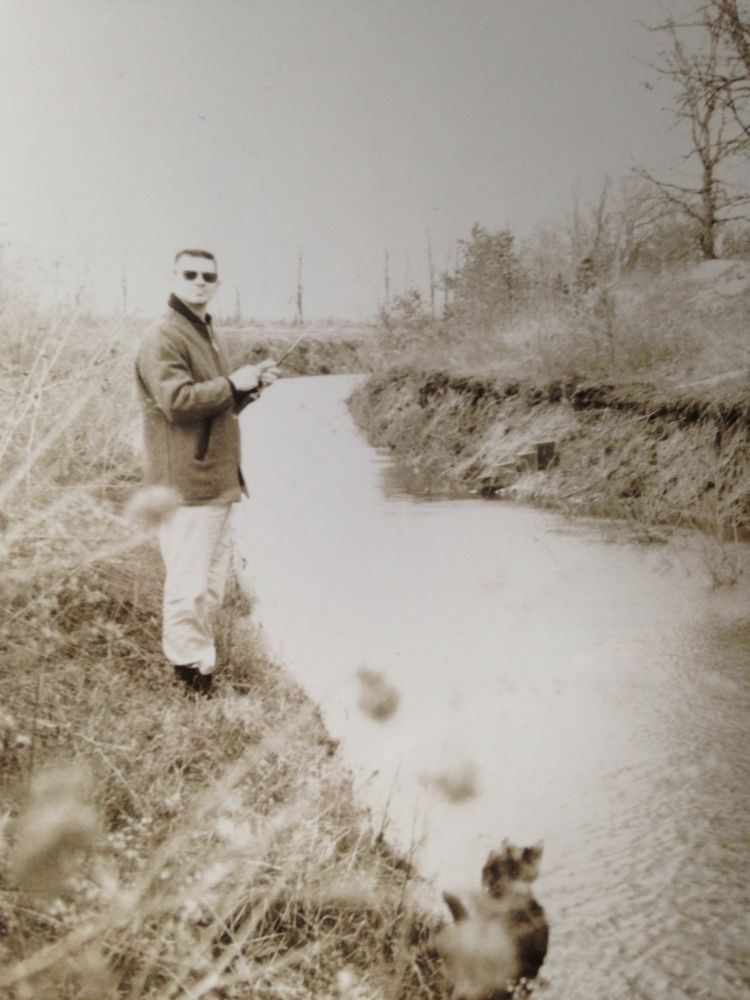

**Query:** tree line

left=380, top=1, right=750, bottom=335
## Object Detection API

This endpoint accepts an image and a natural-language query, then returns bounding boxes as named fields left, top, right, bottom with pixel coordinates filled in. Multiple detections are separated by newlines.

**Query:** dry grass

left=222, top=321, right=376, bottom=377
left=0, top=297, right=449, bottom=998
left=507, top=262, right=750, bottom=386
left=352, top=263, right=750, bottom=566
left=372, top=261, right=750, bottom=387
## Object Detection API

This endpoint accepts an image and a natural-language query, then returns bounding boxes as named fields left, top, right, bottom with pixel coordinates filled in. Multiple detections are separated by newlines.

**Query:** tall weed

left=0, top=298, right=449, bottom=997
left=373, top=263, right=750, bottom=387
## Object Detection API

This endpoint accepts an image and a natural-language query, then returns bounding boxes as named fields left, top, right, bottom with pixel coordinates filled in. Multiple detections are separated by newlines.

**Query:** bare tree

left=425, top=235, right=437, bottom=319
left=122, top=253, right=129, bottom=315
left=295, top=250, right=304, bottom=326
left=611, top=175, right=706, bottom=271
left=718, top=0, right=750, bottom=67
left=611, top=177, right=657, bottom=273
left=711, top=0, right=750, bottom=138
left=639, top=4, right=750, bottom=258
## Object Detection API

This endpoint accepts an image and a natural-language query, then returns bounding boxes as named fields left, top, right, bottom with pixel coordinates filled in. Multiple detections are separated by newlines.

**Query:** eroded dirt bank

left=348, top=368, right=750, bottom=535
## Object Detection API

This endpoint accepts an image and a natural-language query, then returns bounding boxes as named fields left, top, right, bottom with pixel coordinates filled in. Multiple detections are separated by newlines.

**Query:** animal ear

left=442, top=891, right=469, bottom=923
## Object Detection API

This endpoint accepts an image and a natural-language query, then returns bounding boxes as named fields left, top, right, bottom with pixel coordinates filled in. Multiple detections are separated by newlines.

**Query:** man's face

left=172, top=254, right=220, bottom=309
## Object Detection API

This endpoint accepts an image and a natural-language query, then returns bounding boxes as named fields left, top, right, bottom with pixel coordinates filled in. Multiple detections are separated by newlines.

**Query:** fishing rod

left=201, top=330, right=310, bottom=451
left=274, top=329, right=308, bottom=366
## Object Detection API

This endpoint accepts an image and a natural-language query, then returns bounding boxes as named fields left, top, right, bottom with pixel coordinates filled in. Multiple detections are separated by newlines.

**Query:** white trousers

left=158, top=504, right=233, bottom=674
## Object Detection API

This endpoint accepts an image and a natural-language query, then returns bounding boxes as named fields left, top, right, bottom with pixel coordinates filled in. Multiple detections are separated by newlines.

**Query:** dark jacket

left=135, top=297, right=253, bottom=505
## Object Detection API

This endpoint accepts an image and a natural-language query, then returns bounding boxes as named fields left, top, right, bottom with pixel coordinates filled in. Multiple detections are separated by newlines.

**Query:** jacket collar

left=168, top=293, right=212, bottom=333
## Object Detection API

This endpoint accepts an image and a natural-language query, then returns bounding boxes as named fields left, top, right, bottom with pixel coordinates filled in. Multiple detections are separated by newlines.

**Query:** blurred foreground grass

left=0, top=298, right=446, bottom=998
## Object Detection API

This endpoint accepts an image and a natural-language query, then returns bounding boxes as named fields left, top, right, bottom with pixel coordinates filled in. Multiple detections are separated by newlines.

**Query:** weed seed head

left=429, top=759, right=479, bottom=803
left=356, top=667, right=399, bottom=721
left=335, top=967, right=374, bottom=999
left=434, top=900, right=518, bottom=999
left=0, top=709, right=17, bottom=751
left=124, top=485, right=180, bottom=530
left=11, top=764, right=99, bottom=896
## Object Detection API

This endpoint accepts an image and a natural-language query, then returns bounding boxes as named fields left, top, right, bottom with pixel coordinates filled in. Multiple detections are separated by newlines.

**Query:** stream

left=236, top=373, right=750, bottom=1000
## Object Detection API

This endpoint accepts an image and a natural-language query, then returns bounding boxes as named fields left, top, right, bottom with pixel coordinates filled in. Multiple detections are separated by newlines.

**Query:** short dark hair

left=174, top=248, right=217, bottom=267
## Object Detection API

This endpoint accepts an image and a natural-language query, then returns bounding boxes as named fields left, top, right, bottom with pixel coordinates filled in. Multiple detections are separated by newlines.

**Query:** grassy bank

left=349, top=262, right=750, bottom=573
left=223, top=319, right=376, bottom=376
left=0, top=302, right=446, bottom=998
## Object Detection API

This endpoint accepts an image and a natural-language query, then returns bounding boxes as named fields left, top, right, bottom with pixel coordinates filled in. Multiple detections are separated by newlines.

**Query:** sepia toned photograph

left=1, top=2, right=749, bottom=998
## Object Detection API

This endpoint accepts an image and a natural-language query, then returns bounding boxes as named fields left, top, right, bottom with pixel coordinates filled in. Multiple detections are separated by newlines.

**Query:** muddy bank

left=348, top=367, right=750, bottom=534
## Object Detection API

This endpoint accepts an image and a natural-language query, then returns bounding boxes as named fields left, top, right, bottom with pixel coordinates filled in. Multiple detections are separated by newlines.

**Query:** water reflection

left=380, top=459, right=463, bottom=501
left=237, top=374, right=750, bottom=1000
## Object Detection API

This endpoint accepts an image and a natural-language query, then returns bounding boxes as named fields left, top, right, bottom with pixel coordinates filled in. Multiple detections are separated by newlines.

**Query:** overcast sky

left=1, top=0, right=689, bottom=319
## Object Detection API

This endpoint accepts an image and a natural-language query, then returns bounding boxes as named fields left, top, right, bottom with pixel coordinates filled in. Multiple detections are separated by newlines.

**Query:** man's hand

left=228, top=359, right=281, bottom=392
left=259, top=359, right=281, bottom=387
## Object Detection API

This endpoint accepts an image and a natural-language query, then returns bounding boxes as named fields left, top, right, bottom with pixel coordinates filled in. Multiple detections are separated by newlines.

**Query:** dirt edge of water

left=348, top=367, right=750, bottom=538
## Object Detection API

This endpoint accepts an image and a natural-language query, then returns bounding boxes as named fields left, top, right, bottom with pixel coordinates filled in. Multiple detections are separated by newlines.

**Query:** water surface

left=237, top=374, right=750, bottom=1000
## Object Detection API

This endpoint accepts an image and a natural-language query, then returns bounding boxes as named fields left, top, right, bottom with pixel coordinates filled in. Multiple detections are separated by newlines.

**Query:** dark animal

left=436, top=840, right=549, bottom=1000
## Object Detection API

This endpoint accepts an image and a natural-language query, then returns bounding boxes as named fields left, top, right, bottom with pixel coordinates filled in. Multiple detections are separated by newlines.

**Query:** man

left=135, top=249, right=279, bottom=695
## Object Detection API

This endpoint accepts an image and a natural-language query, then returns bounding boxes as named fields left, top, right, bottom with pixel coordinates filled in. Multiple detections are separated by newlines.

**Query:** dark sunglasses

left=182, top=270, right=218, bottom=283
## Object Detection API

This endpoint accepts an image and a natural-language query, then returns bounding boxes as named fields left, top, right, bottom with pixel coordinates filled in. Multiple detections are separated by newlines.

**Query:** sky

left=0, top=0, right=691, bottom=319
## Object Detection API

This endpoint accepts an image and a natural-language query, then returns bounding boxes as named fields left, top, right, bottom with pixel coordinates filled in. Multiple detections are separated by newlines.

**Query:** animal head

left=481, top=839, right=543, bottom=898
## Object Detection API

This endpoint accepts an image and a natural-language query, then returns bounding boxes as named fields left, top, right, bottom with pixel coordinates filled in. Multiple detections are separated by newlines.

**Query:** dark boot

left=173, top=664, right=214, bottom=697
